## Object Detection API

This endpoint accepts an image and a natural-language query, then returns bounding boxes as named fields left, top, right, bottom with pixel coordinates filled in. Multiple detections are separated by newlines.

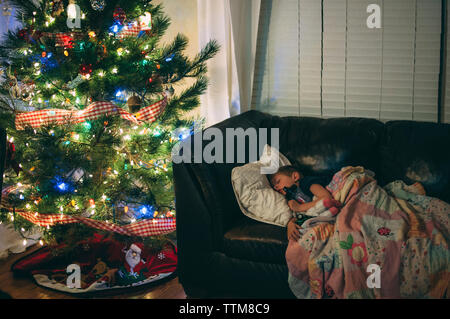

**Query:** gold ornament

left=127, top=95, right=142, bottom=113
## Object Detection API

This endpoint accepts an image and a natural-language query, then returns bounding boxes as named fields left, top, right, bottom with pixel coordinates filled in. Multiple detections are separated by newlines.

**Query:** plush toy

left=90, top=258, right=109, bottom=277
left=98, top=268, right=118, bottom=287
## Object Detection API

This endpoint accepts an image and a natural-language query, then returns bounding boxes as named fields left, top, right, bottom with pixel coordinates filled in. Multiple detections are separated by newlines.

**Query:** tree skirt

left=11, top=233, right=177, bottom=294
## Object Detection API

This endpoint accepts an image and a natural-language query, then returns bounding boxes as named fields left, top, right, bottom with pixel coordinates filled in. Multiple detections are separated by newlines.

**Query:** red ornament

left=79, top=63, right=93, bottom=76
left=113, top=7, right=126, bottom=25
left=18, top=28, right=42, bottom=44
left=18, top=28, right=27, bottom=39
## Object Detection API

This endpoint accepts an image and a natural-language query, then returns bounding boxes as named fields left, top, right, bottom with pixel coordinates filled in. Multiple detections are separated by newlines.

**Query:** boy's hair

left=267, top=165, right=302, bottom=185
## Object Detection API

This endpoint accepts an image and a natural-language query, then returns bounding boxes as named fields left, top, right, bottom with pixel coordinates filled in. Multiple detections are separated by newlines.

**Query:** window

left=252, top=0, right=444, bottom=122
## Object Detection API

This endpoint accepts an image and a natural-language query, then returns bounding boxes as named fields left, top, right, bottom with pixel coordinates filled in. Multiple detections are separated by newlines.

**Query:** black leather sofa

left=174, top=110, right=450, bottom=298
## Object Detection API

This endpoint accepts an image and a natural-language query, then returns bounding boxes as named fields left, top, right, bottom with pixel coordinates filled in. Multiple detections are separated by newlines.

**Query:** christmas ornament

left=127, top=95, right=142, bottom=113
left=113, top=7, right=126, bottom=25
left=90, top=0, right=106, bottom=11
left=65, top=74, right=85, bottom=89
left=139, top=12, right=152, bottom=31
left=6, top=71, right=20, bottom=99
left=18, top=28, right=43, bottom=44
left=51, top=0, right=64, bottom=17
left=79, top=63, right=93, bottom=76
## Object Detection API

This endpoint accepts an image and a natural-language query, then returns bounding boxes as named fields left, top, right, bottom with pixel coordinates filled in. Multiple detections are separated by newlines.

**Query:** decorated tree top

left=0, top=0, right=218, bottom=116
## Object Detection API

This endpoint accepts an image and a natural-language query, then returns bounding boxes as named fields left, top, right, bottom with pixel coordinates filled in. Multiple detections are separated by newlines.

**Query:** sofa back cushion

left=260, top=116, right=385, bottom=178
left=380, top=121, right=450, bottom=203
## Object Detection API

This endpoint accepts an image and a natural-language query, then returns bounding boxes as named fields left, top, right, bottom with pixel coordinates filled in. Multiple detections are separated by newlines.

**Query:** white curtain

left=0, top=1, right=21, bottom=41
left=197, top=0, right=261, bottom=127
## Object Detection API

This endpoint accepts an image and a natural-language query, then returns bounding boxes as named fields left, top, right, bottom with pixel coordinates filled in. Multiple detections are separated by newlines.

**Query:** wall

left=152, top=0, right=201, bottom=118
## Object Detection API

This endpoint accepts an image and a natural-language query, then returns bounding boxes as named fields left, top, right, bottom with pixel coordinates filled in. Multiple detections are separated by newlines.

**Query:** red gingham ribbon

left=15, top=96, right=167, bottom=130
left=42, top=32, right=83, bottom=47
left=16, top=210, right=176, bottom=237
left=118, top=23, right=143, bottom=39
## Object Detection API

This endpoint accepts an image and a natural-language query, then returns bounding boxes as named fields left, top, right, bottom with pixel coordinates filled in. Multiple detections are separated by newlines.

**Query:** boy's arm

left=288, top=184, right=332, bottom=212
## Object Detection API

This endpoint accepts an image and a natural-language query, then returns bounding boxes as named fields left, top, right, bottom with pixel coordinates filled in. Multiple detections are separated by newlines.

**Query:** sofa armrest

left=173, top=110, right=278, bottom=291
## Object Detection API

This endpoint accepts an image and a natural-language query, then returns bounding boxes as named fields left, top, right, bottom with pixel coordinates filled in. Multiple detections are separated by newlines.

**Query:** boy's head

left=268, top=165, right=302, bottom=194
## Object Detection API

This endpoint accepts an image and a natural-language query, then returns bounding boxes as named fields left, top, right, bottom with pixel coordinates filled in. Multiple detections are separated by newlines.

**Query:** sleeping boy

left=268, top=165, right=341, bottom=241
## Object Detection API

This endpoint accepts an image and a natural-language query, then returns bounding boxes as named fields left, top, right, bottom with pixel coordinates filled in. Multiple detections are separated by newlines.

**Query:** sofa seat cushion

left=223, top=217, right=288, bottom=264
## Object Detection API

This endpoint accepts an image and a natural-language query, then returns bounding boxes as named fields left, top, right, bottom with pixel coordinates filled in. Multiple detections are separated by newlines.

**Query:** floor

left=0, top=244, right=187, bottom=299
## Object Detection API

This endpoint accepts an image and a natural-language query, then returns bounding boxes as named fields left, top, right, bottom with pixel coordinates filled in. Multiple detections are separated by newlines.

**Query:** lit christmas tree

left=0, top=0, right=219, bottom=249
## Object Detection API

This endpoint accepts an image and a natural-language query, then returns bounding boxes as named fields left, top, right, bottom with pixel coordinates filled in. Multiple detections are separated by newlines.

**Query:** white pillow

left=231, top=145, right=293, bottom=227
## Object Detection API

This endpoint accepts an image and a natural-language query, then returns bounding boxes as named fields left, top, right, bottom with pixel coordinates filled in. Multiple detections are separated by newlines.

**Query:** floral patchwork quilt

left=286, top=166, right=449, bottom=298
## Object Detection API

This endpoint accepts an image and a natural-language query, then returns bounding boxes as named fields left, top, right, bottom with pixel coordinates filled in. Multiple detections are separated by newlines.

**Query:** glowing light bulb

left=39, top=240, right=44, bottom=246
left=23, top=239, right=27, bottom=246
left=112, top=67, right=118, bottom=74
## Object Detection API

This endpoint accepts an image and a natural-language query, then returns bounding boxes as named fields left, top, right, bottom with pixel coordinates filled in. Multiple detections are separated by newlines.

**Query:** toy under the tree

left=117, top=243, right=148, bottom=284
left=11, top=234, right=178, bottom=293
left=0, top=0, right=219, bottom=288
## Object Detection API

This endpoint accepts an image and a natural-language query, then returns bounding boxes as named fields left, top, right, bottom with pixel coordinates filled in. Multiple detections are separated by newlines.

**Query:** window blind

left=413, top=0, right=441, bottom=122
left=380, top=0, right=415, bottom=121
left=322, top=0, right=346, bottom=117
left=445, top=0, right=450, bottom=123
left=252, top=0, right=443, bottom=122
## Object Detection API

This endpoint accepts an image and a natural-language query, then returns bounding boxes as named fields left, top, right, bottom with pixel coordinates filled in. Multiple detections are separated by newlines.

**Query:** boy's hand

left=288, top=199, right=301, bottom=212
left=287, top=218, right=302, bottom=241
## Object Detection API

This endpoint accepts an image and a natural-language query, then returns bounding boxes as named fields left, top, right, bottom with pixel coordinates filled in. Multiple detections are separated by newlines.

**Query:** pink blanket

left=286, top=166, right=449, bottom=298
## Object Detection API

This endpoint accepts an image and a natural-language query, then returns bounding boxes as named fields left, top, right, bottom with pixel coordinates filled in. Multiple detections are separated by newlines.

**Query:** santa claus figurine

left=123, top=243, right=147, bottom=277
